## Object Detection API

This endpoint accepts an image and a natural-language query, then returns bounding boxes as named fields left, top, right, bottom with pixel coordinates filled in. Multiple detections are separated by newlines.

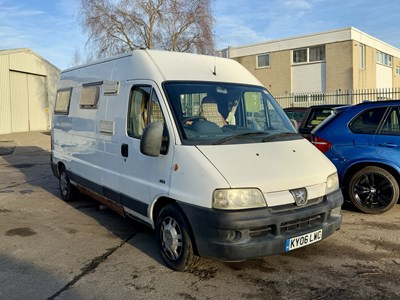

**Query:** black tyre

left=347, top=166, right=399, bottom=214
left=59, top=166, right=78, bottom=202
left=155, top=204, right=199, bottom=271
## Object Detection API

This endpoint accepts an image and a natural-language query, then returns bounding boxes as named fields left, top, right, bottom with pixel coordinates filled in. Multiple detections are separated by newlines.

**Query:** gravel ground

left=0, top=131, right=399, bottom=300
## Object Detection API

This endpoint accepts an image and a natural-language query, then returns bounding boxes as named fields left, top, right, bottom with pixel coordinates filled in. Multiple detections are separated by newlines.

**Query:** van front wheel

left=155, top=204, right=199, bottom=271
left=59, top=167, right=78, bottom=202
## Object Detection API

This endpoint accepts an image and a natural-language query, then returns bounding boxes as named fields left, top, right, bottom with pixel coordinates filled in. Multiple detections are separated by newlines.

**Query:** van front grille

left=249, top=225, right=272, bottom=238
left=280, top=214, right=322, bottom=232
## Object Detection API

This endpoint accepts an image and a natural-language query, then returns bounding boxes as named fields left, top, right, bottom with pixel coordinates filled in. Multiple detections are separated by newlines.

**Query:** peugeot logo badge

left=290, top=188, right=308, bottom=206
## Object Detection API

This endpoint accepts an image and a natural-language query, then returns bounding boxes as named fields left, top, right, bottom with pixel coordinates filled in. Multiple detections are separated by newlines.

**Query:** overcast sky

left=1, top=0, right=399, bottom=70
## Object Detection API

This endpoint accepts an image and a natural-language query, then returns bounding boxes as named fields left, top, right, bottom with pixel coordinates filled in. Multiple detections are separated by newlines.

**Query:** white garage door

left=9, top=71, right=48, bottom=132
left=292, top=63, right=326, bottom=93
left=376, top=64, right=392, bottom=89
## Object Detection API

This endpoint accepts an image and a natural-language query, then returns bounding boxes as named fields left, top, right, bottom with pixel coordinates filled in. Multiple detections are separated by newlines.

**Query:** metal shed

left=0, top=48, right=59, bottom=134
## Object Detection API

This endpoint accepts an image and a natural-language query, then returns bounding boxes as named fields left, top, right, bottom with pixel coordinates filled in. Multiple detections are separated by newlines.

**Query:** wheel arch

left=54, top=161, right=66, bottom=178
left=151, top=197, right=200, bottom=256
left=342, top=161, right=400, bottom=190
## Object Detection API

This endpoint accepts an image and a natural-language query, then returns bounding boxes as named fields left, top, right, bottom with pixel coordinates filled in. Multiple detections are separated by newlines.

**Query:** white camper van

left=51, top=50, right=343, bottom=271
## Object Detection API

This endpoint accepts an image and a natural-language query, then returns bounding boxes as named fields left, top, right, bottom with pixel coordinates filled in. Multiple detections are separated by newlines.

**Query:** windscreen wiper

left=261, top=132, right=301, bottom=142
left=213, top=131, right=267, bottom=145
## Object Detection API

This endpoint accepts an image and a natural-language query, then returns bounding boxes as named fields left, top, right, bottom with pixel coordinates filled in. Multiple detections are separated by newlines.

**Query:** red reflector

left=311, top=136, right=331, bottom=153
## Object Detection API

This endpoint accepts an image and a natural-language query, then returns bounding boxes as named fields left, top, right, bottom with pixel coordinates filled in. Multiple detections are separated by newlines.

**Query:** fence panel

left=275, top=88, right=400, bottom=108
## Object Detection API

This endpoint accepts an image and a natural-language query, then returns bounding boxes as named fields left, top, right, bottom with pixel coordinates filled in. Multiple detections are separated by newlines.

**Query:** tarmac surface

left=0, top=131, right=399, bottom=300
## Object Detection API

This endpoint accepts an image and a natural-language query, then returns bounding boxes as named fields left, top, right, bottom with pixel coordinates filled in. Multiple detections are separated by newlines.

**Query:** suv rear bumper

left=179, top=189, right=343, bottom=261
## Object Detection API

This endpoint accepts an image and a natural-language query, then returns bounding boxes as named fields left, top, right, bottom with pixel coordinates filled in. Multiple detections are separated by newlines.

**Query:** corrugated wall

left=9, top=51, right=47, bottom=76
left=27, top=74, right=48, bottom=131
left=10, top=71, right=29, bottom=132
left=0, top=56, right=11, bottom=134
left=0, top=49, right=59, bottom=134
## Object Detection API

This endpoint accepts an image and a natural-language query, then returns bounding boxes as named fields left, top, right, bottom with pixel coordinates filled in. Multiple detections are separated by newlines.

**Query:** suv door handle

left=121, top=144, right=129, bottom=157
left=378, top=143, right=398, bottom=148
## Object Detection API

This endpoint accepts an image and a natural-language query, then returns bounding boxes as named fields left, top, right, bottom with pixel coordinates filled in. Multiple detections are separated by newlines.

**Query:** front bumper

left=178, top=189, right=343, bottom=261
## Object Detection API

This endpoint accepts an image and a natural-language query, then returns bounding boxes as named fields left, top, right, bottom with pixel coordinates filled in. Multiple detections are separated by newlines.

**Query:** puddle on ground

left=6, top=227, right=37, bottom=237
left=11, top=163, right=36, bottom=169
left=0, top=190, right=14, bottom=194
left=0, top=141, right=16, bottom=156
left=19, top=189, right=34, bottom=195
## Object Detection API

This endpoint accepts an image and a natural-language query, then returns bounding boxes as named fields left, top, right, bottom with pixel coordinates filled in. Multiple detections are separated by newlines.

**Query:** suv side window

left=380, top=107, right=400, bottom=136
left=350, top=107, right=387, bottom=134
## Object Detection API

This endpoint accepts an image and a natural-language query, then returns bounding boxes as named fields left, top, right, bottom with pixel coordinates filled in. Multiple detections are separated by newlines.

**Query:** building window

left=309, top=46, right=325, bottom=61
left=293, top=49, right=307, bottom=63
left=293, top=45, right=325, bottom=64
left=80, top=82, right=101, bottom=109
left=54, top=88, right=72, bottom=114
left=359, top=44, right=365, bottom=69
left=256, top=53, right=270, bottom=68
left=376, top=50, right=392, bottom=67
left=396, top=66, right=400, bottom=75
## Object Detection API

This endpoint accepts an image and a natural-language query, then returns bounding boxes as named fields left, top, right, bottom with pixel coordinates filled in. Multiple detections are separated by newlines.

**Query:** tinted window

left=305, top=108, right=335, bottom=129
left=350, top=107, right=387, bottom=134
left=380, top=107, right=400, bottom=136
left=285, top=110, right=306, bottom=123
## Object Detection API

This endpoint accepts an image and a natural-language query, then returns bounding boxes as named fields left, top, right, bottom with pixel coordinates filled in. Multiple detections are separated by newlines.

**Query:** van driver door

left=119, top=82, right=173, bottom=225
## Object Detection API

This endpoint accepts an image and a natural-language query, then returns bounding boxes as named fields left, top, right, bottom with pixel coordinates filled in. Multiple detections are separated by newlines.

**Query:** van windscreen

left=163, top=82, right=299, bottom=145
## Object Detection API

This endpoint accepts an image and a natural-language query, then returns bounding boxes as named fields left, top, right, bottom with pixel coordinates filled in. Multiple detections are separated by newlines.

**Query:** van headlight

left=212, top=189, right=266, bottom=210
left=326, top=172, right=339, bottom=194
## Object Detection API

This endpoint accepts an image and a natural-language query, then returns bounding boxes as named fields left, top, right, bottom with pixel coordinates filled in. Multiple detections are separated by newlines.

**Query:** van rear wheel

left=155, top=204, right=199, bottom=271
left=59, top=166, right=78, bottom=202
left=347, top=166, right=399, bottom=214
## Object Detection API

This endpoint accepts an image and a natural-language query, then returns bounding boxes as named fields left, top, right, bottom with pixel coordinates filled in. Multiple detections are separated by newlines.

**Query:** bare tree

left=68, top=49, right=95, bottom=68
left=80, top=0, right=214, bottom=59
left=160, top=0, right=214, bottom=54
left=68, top=49, right=83, bottom=67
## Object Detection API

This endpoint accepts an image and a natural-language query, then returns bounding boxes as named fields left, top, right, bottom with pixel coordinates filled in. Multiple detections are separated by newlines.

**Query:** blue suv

left=311, top=100, right=400, bottom=214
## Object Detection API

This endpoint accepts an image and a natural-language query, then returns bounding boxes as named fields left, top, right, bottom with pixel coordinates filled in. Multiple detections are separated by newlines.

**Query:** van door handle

left=121, top=144, right=129, bottom=157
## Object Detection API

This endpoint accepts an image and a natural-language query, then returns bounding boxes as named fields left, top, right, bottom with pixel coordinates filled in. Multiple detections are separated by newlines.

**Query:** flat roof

left=221, top=27, right=400, bottom=59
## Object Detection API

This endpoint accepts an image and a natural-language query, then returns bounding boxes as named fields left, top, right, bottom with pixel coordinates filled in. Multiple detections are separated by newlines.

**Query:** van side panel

left=69, top=85, right=104, bottom=194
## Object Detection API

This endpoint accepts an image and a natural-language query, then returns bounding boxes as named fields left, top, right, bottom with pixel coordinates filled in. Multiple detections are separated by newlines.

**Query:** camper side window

left=80, top=83, right=101, bottom=109
left=127, top=86, right=165, bottom=139
left=54, top=88, right=72, bottom=114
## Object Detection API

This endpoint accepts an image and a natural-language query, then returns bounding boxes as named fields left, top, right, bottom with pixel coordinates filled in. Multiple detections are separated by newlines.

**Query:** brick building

left=219, top=27, right=400, bottom=98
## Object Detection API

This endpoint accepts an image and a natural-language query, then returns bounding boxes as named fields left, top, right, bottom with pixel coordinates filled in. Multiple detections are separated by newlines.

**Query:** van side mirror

left=140, top=122, right=163, bottom=157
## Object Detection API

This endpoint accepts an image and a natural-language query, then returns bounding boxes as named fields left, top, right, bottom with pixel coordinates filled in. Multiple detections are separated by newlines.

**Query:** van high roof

left=60, top=50, right=261, bottom=88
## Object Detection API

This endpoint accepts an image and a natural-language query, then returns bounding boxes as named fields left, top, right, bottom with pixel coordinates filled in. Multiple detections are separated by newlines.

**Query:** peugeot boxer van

left=51, top=50, right=343, bottom=271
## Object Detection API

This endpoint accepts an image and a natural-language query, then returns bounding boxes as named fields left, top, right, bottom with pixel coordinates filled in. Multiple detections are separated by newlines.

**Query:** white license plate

left=285, top=229, right=323, bottom=251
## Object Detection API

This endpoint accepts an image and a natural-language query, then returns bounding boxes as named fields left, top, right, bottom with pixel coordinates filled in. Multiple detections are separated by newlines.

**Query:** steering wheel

left=183, top=116, right=207, bottom=125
